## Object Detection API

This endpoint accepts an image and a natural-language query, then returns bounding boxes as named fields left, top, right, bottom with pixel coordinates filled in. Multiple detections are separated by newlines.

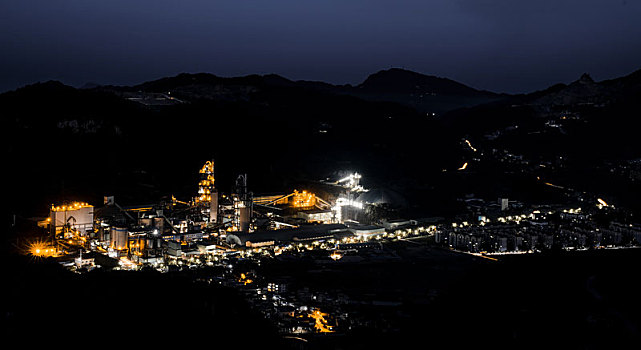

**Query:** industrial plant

left=33, top=160, right=423, bottom=269
left=31, top=157, right=641, bottom=272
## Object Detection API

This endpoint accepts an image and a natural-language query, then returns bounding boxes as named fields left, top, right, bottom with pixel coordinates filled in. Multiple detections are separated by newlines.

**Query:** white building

left=348, top=225, right=385, bottom=238
left=50, top=202, right=94, bottom=237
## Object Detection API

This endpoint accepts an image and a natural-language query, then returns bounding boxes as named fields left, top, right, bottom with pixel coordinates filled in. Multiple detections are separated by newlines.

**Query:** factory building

left=197, top=240, right=226, bottom=254
left=50, top=202, right=94, bottom=237
left=297, top=209, right=334, bottom=224
left=500, top=198, right=509, bottom=211
left=347, top=224, right=386, bottom=238
left=226, top=224, right=351, bottom=248
left=74, top=250, right=95, bottom=269
left=382, top=219, right=415, bottom=230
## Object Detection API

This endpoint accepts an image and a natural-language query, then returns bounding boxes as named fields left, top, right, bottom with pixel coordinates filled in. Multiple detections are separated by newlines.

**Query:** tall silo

left=233, top=174, right=252, bottom=232
left=111, top=227, right=128, bottom=250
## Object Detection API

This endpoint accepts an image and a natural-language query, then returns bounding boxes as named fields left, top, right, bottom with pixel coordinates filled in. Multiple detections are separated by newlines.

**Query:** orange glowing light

left=26, top=240, right=57, bottom=258
left=291, top=190, right=316, bottom=209
left=238, top=273, right=253, bottom=285
left=309, top=309, right=334, bottom=333
left=51, top=202, right=92, bottom=212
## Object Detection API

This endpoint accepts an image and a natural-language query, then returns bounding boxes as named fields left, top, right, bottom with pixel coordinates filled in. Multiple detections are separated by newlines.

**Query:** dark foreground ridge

left=1, top=253, right=283, bottom=348
left=4, top=247, right=640, bottom=349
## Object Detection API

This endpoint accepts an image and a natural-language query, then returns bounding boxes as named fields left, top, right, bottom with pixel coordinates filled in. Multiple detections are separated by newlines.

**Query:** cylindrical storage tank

left=239, top=206, right=250, bottom=232
left=111, top=227, right=128, bottom=250
left=210, top=190, right=219, bottom=224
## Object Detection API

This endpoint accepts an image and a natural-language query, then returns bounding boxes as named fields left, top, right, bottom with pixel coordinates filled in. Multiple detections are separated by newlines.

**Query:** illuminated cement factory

left=35, top=160, right=424, bottom=267
left=30, top=160, right=441, bottom=335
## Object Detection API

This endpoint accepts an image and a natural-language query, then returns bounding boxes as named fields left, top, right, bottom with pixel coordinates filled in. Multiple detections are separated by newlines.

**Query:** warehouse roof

left=227, top=223, right=350, bottom=246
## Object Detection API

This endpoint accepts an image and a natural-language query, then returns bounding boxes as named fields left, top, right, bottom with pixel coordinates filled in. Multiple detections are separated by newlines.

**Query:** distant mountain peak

left=357, top=68, right=496, bottom=98
left=372, top=67, right=428, bottom=78
left=360, top=68, right=446, bottom=88
left=579, top=73, right=594, bottom=84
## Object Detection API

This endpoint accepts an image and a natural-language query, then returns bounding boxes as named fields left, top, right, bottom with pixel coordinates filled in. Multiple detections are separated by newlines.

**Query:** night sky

left=1, top=0, right=640, bottom=93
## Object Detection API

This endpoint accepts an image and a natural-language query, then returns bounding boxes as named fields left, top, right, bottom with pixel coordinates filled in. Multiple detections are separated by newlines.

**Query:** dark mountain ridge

left=511, top=68, right=641, bottom=109
left=94, top=68, right=505, bottom=114
left=445, top=67, right=641, bottom=132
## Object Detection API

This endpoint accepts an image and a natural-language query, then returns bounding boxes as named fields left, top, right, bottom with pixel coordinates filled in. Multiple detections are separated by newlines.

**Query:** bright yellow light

left=291, top=190, right=316, bottom=208
left=597, top=198, right=608, bottom=207
left=26, top=240, right=57, bottom=257
left=458, top=162, right=468, bottom=171
left=195, top=160, right=215, bottom=205
left=51, top=202, right=92, bottom=212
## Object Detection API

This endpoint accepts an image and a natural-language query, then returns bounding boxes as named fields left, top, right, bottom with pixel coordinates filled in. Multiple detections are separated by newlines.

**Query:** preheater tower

left=196, top=160, right=218, bottom=224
